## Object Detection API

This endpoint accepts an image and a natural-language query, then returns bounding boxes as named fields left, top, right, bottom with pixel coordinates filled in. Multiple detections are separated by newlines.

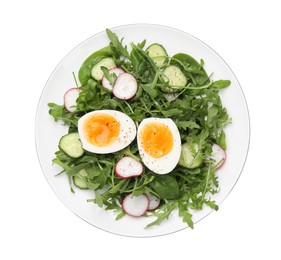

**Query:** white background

left=0, top=0, right=280, bottom=259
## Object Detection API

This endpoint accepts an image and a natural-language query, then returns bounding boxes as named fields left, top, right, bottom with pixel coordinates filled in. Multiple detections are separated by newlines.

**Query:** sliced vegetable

left=64, top=88, right=81, bottom=112
left=146, top=43, right=168, bottom=68
left=102, top=67, right=125, bottom=91
left=112, top=73, right=138, bottom=100
left=59, top=133, right=84, bottom=158
left=161, top=65, right=187, bottom=93
left=122, top=193, right=149, bottom=217
left=91, top=57, right=116, bottom=81
left=171, top=53, right=209, bottom=85
left=73, top=169, right=88, bottom=189
left=179, top=141, right=203, bottom=169
left=115, top=156, right=143, bottom=179
left=147, top=193, right=161, bottom=210
left=210, top=144, right=226, bottom=168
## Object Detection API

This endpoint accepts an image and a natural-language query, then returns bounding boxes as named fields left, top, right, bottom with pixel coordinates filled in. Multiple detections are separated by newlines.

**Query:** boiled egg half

left=78, top=110, right=136, bottom=154
left=137, top=118, right=181, bottom=174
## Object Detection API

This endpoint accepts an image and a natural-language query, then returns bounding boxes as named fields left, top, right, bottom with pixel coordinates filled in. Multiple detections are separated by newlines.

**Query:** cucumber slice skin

left=170, top=53, right=209, bottom=85
left=73, top=177, right=88, bottom=189
left=78, top=46, right=113, bottom=85
left=146, top=43, right=168, bottom=68
left=161, top=65, right=187, bottom=93
left=59, top=133, right=84, bottom=158
left=91, top=57, right=116, bottom=81
left=179, top=142, right=203, bottom=169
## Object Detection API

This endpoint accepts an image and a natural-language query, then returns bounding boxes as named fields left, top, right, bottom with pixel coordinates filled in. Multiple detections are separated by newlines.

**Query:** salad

left=48, top=29, right=231, bottom=228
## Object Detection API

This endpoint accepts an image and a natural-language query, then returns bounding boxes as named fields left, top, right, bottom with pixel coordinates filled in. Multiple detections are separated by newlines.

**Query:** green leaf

left=171, top=53, right=210, bottom=85
left=115, top=211, right=126, bottom=220
left=205, top=200, right=219, bottom=210
left=211, top=80, right=231, bottom=89
left=130, top=43, right=157, bottom=83
left=146, top=202, right=175, bottom=228
left=162, top=108, right=183, bottom=117
left=140, top=84, right=158, bottom=98
left=218, top=130, right=227, bottom=150
left=94, top=190, right=103, bottom=208
left=78, top=46, right=113, bottom=85
left=150, top=175, right=179, bottom=200
left=106, top=28, right=130, bottom=59
left=100, top=66, right=117, bottom=86
left=178, top=204, right=194, bottom=229
left=176, top=121, right=200, bottom=130
left=207, top=105, right=219, bottom=128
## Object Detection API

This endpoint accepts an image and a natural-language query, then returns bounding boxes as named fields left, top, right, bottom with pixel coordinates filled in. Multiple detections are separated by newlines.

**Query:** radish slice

left=210, top=144, right=226, bottom=168
left=115, top=156, right=143, bottom=179
left=122, top=193, right=149, bottom=217
left=112, top=73, right=138, bottom=100
left=146, top=193, right=161, bottom=210
left=64, top=88, right=81, bottom=112
left=102, top=67, right=125, bottom=91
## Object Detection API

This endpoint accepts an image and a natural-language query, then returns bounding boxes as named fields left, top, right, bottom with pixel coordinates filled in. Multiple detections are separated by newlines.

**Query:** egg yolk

left=140, top=122, right=173, bottom=158
left=83, top=114, right=120, bottom=147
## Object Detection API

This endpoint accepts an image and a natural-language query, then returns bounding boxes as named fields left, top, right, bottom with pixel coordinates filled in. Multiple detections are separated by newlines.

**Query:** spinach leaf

left=150, top=175, right=179, bottom=200
left=78, top=46, right=113, bottom=85
left=211, top=80, right=231, bottom=89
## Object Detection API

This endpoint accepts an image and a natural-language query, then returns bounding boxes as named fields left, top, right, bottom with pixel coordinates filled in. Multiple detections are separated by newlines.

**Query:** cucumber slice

left=59, top=133, right=84, bottom=158
left=73, top=169, right=88, bottom=189
left=162, top=65, right=187, bottom=87
left=179, top=141, right=203, bottom=169
left=91, top=57, right=116, bottom=81
left=146, top=43, right=168, bottom=68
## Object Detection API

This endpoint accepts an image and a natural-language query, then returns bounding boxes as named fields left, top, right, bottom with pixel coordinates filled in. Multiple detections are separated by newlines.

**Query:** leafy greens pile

left=48, top=29, right=231, bottom=228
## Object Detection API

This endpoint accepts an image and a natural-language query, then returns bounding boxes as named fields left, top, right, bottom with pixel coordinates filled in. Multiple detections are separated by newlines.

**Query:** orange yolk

left=140, top=122, right=173, bottom=158
left=83, top=114, right=120, bottom=147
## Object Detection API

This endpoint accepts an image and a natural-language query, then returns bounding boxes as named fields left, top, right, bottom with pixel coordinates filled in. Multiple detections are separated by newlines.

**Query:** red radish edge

left=122, top=193, right=149, bottom=217
left=101, top=67, right=125, bottom=91
left=146, top=194, right=161, bottom=210
left=64, top=88, right=81, bottom=112
left=115, top=156, right=144, bottom=179
left=211, top=144, right=226, bottom=169
left=112, top=73, right=138, bottom=100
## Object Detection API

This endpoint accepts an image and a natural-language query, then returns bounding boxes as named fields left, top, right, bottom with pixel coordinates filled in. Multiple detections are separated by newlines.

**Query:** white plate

left=35, top=24, right=250, bottom=237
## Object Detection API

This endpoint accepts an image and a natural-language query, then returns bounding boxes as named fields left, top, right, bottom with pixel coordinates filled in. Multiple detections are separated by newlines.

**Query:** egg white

left=78, top=110, right=136, bottom=154
left=137, top=118, right=181, bottom=174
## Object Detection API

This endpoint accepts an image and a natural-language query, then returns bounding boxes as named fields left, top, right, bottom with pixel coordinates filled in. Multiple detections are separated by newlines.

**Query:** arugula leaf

left=94, top=190, right=103, bottom=208
left=218, top=130, right=227, bottom=150
left=176, top=121, right=200, bottom=130
left=100, top=66, right=117, bottom=86
left=146, top=202, right=175, bottom=228
left=106, top=28, right=130, bottom=59
left=48, top=103, right=79, bottom=126
left=130, top=43, right=157, bottom=83
left=140, top=84, right=158, bottom=98
left=178, top=203, right=194, bottom=229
